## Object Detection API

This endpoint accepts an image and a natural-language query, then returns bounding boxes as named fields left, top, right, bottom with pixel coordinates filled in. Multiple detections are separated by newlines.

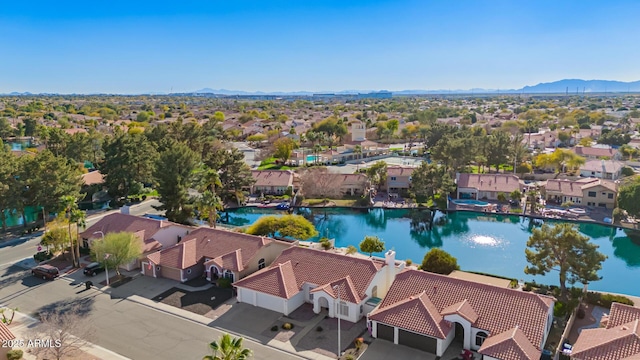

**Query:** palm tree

left=313, top=144, right=323, bottom=165
left=70, top=208, right=86, bottom=266
left=61, top=195, right=78, bottom=267
left=354, top=145, right=363, bottom=160
left=203, top=333, right=252, bottom=360
left=196, top=190, right=223, bottom=228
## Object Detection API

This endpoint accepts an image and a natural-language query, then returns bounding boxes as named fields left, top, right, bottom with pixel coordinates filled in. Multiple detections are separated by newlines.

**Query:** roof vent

left=433, top=286, right=437, bottom=294
left=622, top=326, right=629, bottom=330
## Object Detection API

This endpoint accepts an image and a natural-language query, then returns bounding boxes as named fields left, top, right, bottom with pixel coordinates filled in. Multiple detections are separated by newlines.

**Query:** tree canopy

left=246, top=215, right=318, bottom=240
left=91, top=232, right=142, bottom=276
left=359, top=235, right=385, bottom=257
left=203, top=333, right=252, bottom=360
left=618, top=177, right=640, bottom=217
left=420, top=248, right=460, bottom=275
left=525, top=223, right=607, bottom=301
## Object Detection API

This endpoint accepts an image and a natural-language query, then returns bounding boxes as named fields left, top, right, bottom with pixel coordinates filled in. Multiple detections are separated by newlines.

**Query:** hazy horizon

left=2, top=0, right=640, bottom=94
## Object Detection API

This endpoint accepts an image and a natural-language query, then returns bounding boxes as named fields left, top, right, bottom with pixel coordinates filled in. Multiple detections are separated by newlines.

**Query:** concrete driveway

left=359, top=339, right=436, bottom=360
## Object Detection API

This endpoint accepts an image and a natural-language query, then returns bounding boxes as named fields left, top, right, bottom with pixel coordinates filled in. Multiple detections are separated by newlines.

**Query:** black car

left=83, top=262, right=105, bottom=276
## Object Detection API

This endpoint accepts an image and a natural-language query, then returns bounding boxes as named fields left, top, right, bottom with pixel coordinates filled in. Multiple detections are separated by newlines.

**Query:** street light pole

left=93, top=231, right=109, bottom=286
left=333, top=285, right=341, bottom=358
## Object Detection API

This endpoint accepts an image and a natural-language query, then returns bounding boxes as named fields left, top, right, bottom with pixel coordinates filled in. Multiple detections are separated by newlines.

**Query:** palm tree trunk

left=68, top=222, right=77, bottom=267
left=75, top=224, right=81, bottom=267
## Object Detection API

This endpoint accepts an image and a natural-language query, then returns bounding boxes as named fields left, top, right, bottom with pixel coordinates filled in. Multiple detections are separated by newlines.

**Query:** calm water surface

left=224, top=207, right=640, bottom=296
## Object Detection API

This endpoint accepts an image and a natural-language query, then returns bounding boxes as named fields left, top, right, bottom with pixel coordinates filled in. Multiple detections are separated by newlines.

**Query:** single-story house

left=386, top=166, right=415, bottom=196
left=543, top=178, right=617, bottom=209
left=456, top=173, right=523, bottom=200
left=571, top=302, right=640, bottom=359
left=144, top=227, right=293, bottom=283
left=303, top=173, right=369, bottom=196
left=368, top=270, right=554, bottom=359
left=234, top=247, right=404, bottom=323
left=80, top=211, right=191, bottom=270
left=0, top=321, right=15, bottom=359
left=579, top=160, right=625, bottom=180
left=573, top=146, right=620, bottom=160
left=250, top=170, right=295, bottom=195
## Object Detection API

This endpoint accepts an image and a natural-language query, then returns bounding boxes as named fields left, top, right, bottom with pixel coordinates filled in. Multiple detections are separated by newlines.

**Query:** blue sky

left=1, top=0, right=639, bottom=94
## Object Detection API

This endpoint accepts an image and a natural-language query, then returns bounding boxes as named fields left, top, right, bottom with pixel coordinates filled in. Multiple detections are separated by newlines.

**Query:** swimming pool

left=451, top=199, right=490, bottom=207
left=306, top=155, right=321, bottom=162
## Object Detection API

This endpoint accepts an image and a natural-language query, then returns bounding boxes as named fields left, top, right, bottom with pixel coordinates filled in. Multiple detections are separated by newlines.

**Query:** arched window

left=258, top=258, right=266, bottom=270
left=475, top=331, right=488, bottom=346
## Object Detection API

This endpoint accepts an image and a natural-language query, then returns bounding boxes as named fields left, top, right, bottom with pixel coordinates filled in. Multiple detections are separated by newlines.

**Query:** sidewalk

left=3, top=311, right=130, bottom=360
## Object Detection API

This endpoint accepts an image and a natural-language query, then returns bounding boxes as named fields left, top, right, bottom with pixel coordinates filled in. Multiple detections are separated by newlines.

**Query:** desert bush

left=282, top=322, right=294, bottom=330
left=271, top=325, right=279, bottom=332
left=6, top=349, right=23, bottom=360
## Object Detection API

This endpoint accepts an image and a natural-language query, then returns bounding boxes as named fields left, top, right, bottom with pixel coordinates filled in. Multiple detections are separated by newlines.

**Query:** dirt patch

left=46, top=256, right=73, bottom=271
left=99, top=275, right=132, bottom=288
left=262, top=321, right=300, bottom=342
left=152, top=287, right=233, bottom=315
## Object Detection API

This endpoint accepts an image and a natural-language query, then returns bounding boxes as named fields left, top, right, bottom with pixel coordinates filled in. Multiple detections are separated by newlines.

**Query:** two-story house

left=386, top=166, right=415, bottom=196
left=250, top=170, right=295, bottom=195
left=579, top=159, right=625, bottom=180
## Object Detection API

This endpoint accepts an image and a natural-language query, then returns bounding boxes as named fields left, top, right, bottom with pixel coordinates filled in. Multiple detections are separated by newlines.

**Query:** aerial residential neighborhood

left=4, top=1, right=640, bottom=360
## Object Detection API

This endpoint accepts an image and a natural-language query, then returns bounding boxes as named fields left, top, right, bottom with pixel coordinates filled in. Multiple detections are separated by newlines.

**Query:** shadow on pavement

left=37, top=295, right=97, bottom=318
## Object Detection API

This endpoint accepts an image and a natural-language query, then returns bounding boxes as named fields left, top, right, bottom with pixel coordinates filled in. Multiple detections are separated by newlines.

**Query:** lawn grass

left=258, top=156, right=294, bottom=170
left=303, top=198, right=358, bottom=207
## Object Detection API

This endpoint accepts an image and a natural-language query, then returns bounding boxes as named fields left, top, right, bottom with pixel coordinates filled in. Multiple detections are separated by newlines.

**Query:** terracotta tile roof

left=478, top=326, right=541, bottom=360
left=457, top=173, right=522, bottom=193
left=574, top=146, right=618, bottom=158
left=235, top=246, right=383, bottom=302
left=315, top=173, right=368, bottom=187
left=251, top=170, right=294, bottom=187
left=572, top=320, right=640, bottom=360
left=0, top=321, right=15, bottom=341
left=80, top=213, right=168, bottom=241
left=148, top=227, right=273, bottom=270
left=81, top=170, right=104, bottom=185
left=608, top=303, right=640, bottom=329
left=387, top=166, right=415, bottom=176
left=581, top=159, right=624, bottom=173
left=441, top=299, right=479, bottom=324
left=310, top=276, right=360, bottom=304
left=370, top=291, right=451, bottom=339
left=235, top=260, right=299, bottom=299
left=581, top=179, right=618, bottom=192
left=545, top=179, right=598, bottom=197
left=374, top=270, right=553, bottom=350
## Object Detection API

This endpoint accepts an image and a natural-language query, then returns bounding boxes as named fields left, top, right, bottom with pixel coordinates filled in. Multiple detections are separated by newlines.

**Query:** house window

left=476, top=331, right=488, bottom=346
left=390, top=177, right=397, bottom=181
left=588, top=191, right=596, bottom=197
left=258, top=258, right=266, bottom=270
left=608, top=193, right=614, bottom=199
left=309, top=293, right=314, bottom=301
left=338, top=301, right=349, bottom=316
left=224, top=272, right=235, bottom=282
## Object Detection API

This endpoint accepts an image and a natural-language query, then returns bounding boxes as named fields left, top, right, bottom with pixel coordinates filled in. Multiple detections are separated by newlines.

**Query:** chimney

left=601, top=160, right=606, bottom=178
left=384, top=250, right=396, bottom=266
left=120, top=205, right=130, bottom=215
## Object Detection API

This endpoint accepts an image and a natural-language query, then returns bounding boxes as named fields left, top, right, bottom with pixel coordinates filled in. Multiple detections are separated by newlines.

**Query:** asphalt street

left=0, top=262, right=299, bottom=360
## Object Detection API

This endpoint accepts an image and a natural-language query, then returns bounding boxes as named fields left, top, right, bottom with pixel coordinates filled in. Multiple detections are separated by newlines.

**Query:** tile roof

left=0, top=321, right=15, bottom=342
left=235, top=246, right=383, bottom=302
left=608, top=303, right=640, bottom=329
left=81, top=170, right=104, bottom=185
left=457, top=173, right=522, bottom=193
left=80, top=213, right=168, bottom=241
left=478, top=326, right=541, bottom=360
left=545, top=179, right=599, bottom=197
left=574, top=146, right=618, bottom=158
left=251, top=170, right=294, bottom=187
left=441, top=299, right=479, bottom=324
left=581, top=179, right=618, bottom=192
left=572, top=320, right=640, bottom=360
left=581, top=159, right=624, bottom=173
left=387, top=166, right=415, bottom=176
left=372, top=270, right=553, bottom=350
left=310, top=276, right=360, bottom=304
left=236, top=260, right=300, bottom=299
left=370, top=291, right=451, bottom=339
left=147, top=227, right=272, bottom=270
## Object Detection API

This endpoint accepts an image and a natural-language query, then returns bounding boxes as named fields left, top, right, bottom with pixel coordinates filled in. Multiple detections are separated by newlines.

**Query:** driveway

left=359, top=339, right=437, bottom=360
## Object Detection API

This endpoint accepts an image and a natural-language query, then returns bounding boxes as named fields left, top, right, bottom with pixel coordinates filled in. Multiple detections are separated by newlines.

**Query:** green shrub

left=6, top=349, right=23, bottom=360
left=218, top=278, right=232, bottom=288
left=554, top=302, right=568, bottom=317
left=585, top=291, right=634, bottom=308
left=319, top=237, right=333, bottom=250
left=316, top=326, right=323, bottom=332
left=577, top=307, right=586, bottom=319
left=271, top=325, right=279, bottom=332
left=282, top=322, right=293, bottom=330
left=621, top=166, right=635, bottom=177
left=405, top=259, right=412, bottom=266
left=346, top=245, right=358, bottom=255
left=33, top=251, right=53, bottom=262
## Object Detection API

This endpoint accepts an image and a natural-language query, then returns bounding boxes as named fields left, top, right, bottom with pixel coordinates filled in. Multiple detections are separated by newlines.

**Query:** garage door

left=376, top=323, right=394, bottom=342
left=398, top=329, right=437, bottom=353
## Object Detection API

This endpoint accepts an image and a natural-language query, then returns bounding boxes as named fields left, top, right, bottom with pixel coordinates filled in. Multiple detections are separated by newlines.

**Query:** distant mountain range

left=4, top=79, right=640, bottom=96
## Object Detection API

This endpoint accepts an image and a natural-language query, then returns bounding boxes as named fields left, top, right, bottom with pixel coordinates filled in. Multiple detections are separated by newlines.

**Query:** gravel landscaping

left=152, top=286, right=233, bottom=315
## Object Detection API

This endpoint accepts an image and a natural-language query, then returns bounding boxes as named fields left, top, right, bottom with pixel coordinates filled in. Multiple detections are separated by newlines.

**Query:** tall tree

left=618, top=177, right=640, bottom=217
left=101, top=130, right=157, bottom=203
left=154, top=142, right=200, bottom=224
left=91, top=232, right=142, bottom=277
left=273, top=137, right=296, bottom=163
left=195, top=190, right=223, bottom=228
left=203, top=333, right=252, bottom=360
left=207, top=148, right=254, bottom=206
left=410, top=162, right=455, bottom=207
left=366, top=161, right=387, bottom=191
left=0, top=142, right=17, bottom=230
left=525, top=223, right=607, bottom=301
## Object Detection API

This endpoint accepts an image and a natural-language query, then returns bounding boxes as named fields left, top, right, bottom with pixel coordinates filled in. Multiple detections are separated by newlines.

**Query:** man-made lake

left=223, top=207, right=640, bottom=296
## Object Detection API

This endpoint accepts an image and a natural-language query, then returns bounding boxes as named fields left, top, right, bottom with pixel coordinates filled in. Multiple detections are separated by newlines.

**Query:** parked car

left=83, top=262, right=105, bottom=276
left=31, top=265, right=60, bottom=280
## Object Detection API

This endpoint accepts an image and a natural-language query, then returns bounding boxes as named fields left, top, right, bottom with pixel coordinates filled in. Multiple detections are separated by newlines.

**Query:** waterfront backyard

left=223, top=207, right=640, bottom=296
